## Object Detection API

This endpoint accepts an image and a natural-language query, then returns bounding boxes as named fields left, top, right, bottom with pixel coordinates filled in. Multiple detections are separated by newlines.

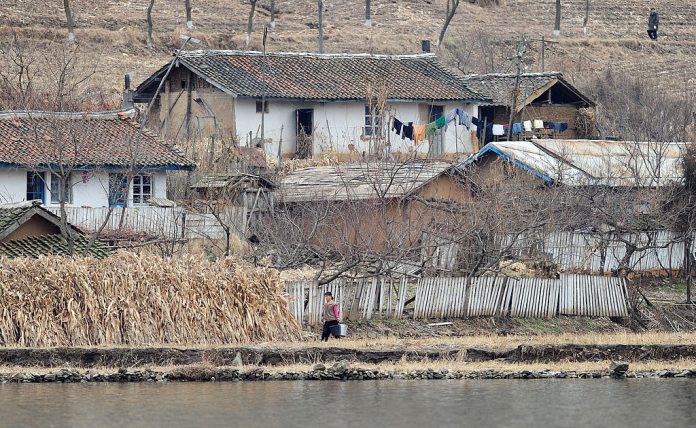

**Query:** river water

left=1, top=380, right=695, bottom=428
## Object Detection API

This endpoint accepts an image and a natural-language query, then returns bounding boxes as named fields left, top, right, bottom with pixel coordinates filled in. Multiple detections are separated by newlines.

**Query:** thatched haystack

left=0, top=253, right=301, bottom=347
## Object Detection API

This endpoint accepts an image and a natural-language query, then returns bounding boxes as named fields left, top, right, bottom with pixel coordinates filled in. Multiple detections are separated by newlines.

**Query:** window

left=49, top=173, right=72, bottom=204
left=108, top=173, right=128, bottom=207
left=256, top=100, right=269, bottom=113
left=26, top=172, right=45, bottom=202
left=132, top=174, right=153, bottom=205
left=364, top=105, right=383, bottom=137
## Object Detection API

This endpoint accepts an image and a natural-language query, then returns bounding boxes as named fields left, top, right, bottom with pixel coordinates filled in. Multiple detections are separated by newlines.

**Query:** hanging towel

left=402, top=122, right=414, bottom=140
left=543, top=121, right=554, bottom=129
left=392, top=118, right=403, bottom=135
left=458, top=110, right=472, bottom=129
left=512, top=123, right=523, bottom=135
left=492, top=124, right=505, bottom=136
left=425, top=122, right=438, bottom=135
left=553, top=122, right=569, bottom=132
left=435, top=116, right=447, bottom=129
left=445, top=109, right=458, bottom=124
left=533, top=119, right=544, bottom=129
left=413, top=125, right=426, bottom=144
left=523, top=120, right=533, bottom=132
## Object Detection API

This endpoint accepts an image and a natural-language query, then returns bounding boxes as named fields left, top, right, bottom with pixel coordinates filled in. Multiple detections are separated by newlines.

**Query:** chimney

left=421, top=40, right=431, bottom=53
left=122, top=72, right=134, bottom=109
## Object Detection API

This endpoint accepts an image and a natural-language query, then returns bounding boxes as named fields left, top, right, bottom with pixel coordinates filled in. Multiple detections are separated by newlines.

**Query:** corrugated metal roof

left=460, top=139, right=686, bottom=187
left=278, top=161, right=454, bottom=203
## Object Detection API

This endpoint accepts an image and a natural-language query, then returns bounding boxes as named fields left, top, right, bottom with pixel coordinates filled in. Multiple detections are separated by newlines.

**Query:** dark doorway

left=296, top=109, right=314, bottom=159
left=427, top=105, right=444, bottom=156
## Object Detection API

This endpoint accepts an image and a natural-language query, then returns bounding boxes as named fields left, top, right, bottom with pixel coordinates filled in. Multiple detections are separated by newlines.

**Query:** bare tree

left=318, top=0, right=325, bottom=53
left=270, top=0, right=277, bottom=30
left=184, top=0, right=193, bottom=29
left=583, top=0, right=590, bottom=35
left=554, top=0, right=561, bottom=36
left=246, top=0, right=258, bottom=49
left=365, top=0, right=372, bottom=28
left=146, top=0, right=155, bottom=49
left=437, top=0, right=460, bottom=48
left=63, top=0, right=76, bottom=43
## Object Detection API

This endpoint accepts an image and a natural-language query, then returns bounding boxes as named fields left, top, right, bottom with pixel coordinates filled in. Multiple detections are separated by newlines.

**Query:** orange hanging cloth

left=413, top=125, right=426, bottom=144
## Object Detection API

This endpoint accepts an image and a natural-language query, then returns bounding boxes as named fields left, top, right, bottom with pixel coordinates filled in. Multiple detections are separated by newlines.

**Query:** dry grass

left=2, top=359, right=693, bottom=377
left=265, top=331, right=696, bottom=350
left=0, top=252, right=301, bottom=347
left=261, top=359, right=696, bottom=374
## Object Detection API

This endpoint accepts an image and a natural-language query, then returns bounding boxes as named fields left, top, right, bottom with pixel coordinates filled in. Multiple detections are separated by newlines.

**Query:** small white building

left=135, top=50, right=488, bottom=159
left=0, top=110, right=194, bottom=209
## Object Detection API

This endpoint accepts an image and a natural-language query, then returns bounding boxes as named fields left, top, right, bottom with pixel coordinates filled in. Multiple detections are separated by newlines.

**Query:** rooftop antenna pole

left=507, top=36, right=526, bottom=142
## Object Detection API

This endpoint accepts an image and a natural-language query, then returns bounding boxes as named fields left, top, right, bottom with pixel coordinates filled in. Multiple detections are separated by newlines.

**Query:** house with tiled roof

left=0, top=109, right=194, bottom=209
left=0, top=201, right=113, bottom=258
left=462, top=72, right=595, bottom=141
left=134, top=50, right=488, bottom=159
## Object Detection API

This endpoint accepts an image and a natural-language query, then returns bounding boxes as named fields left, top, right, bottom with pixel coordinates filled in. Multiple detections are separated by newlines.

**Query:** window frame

left=26, top=171, right=46, bottom=203
left=108, top=173, right=129, bottom=208
left=255, top=100, right=269, bottom=113
left=131, top=174, right=153, bottom=206
left=364, top=105, right=383, bottom=137
left=49, top=173, right=72, bottom=205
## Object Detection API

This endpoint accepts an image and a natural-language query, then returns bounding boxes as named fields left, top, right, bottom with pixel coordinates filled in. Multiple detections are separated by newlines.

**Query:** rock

left=332, top=360, right=350, bottom=375
left=313, top=363, right=326, bottom=371
left=231, top=352, right=244, bottom=367
left=609, top=361, right=629, bottom=377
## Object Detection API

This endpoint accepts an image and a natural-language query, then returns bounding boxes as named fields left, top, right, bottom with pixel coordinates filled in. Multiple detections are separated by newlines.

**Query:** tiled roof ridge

left=463, top=72, right=563, bottom=79
left=179, top=50, right=438, bottom=60
left=0, top=109, right=136, bottom=121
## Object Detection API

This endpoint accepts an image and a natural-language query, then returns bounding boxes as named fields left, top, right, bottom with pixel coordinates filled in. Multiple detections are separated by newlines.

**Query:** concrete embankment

left=2, top=344, right=696, bottom=368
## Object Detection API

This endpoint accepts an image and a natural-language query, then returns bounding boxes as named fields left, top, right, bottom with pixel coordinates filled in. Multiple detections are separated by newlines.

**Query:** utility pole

left=507, top=37, right=526, bottom=142
left=261, top=27, right=268, bottom=147
left=318, top=0, right=324, bottom=53
left=529, top=36, right=558, bottom=72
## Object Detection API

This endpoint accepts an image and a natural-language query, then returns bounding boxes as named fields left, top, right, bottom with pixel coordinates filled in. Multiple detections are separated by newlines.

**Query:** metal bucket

left=330, top=324, right=347, bottom=337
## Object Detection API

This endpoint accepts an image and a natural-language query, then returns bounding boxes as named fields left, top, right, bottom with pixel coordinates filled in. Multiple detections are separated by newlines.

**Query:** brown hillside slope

left=1, top=0, right=695, bottom=103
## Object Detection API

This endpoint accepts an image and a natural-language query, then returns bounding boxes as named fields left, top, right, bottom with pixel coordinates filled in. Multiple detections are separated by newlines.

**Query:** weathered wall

left=236, top=99, right=478, bottom=160
left=0, top=169, right=26, bottom=203
left=155, top=67, right=237, bottom=141
left=3, top=216, right=61, bottom=242
left=0, top=169, right=168, bottom=208
left=482, top=104, right=582, bottom=140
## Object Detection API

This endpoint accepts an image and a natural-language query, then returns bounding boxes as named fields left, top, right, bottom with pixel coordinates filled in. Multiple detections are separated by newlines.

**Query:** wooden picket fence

left=285, top=274, right=630, bottom=325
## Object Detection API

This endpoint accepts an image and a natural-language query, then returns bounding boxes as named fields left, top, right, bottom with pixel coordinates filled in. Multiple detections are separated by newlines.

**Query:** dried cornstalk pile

left=0, top=253, right=301, bottom=347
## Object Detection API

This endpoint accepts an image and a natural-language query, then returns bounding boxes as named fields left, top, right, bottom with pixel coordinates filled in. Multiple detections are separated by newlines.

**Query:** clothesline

left=389, top=107, right=568, bottom=143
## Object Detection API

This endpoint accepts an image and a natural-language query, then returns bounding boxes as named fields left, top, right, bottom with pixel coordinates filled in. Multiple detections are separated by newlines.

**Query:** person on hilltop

left=321, top=291, right=340, bottom=342
left=647, top=8, right=660, bottom=40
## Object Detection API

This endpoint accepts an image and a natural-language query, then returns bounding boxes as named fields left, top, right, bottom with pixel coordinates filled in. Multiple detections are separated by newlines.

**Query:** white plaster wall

left=68, top=171, right=110, bottom=207
left=235, top=99, right=479, bottom=159
left=0, top=169, right=27, bottom=204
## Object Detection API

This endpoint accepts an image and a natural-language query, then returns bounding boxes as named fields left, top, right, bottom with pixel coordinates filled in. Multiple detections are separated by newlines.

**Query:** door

left=428, top=105, right=444, bottom=156
left=296, top=109, right=314, bottom=159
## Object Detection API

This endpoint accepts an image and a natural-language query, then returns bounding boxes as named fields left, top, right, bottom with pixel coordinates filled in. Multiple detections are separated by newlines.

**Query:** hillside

left=1, top=0, right=696, bottom=103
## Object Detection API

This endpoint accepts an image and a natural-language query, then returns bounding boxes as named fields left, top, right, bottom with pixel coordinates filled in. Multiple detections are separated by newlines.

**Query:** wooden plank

left=396, top=277, right=407, bottom=319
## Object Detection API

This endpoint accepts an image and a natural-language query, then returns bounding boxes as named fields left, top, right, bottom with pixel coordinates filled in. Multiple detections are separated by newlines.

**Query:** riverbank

left=2, top=332, right=696, bottom=383
left=2, top=332, right=696, bottom=368
left=2, top=360, right=696, bottom=384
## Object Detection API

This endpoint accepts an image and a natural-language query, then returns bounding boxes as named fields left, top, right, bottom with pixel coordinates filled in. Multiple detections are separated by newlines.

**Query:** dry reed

left=0, top=253, right=301, bottom=347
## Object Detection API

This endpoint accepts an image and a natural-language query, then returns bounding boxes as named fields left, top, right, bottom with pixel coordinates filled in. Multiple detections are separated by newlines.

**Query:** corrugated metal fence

left=285, top=274, right=629, bottom=325
left=501, top=230, right=689, bottom=272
